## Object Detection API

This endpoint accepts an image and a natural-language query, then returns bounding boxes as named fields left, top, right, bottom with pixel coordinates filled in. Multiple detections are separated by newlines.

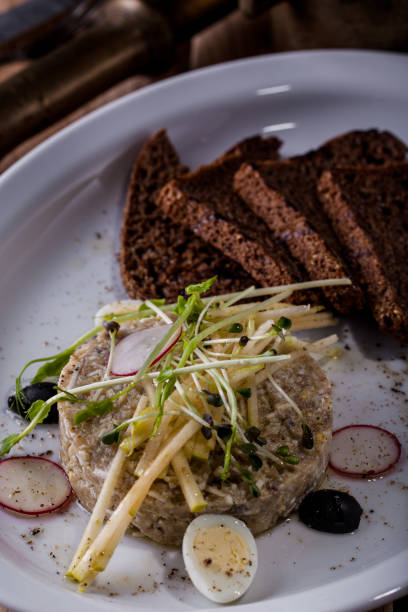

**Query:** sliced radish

left=329, top=425, right=401, bottom=476
left=0, top=456, right=72, bottom=516
left=110, top=324, right=181, bottom=376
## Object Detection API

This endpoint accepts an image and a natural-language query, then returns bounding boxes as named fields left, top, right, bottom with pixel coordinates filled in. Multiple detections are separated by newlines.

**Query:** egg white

left=94, top=299, right=142, bottom=327
left=182, top=514, right=258, bottom=604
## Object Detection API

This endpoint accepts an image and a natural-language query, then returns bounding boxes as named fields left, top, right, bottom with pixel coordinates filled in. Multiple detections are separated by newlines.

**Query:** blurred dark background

left=0, top=0, right=407, bottom=173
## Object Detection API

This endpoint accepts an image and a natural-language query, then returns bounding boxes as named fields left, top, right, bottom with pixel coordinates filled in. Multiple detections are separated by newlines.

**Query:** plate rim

left=1, top=48, right=407, bottom=186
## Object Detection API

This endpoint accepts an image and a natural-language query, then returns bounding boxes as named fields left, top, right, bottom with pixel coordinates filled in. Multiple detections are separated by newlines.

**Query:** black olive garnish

left=298, top=489, right=363, bottom=534
left=8, top=382, right=59, bottom=424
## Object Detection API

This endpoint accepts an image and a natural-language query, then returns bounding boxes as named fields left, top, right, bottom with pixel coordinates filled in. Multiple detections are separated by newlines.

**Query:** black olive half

left=8, top=382, right=59, bottom=424
left=298, top=489, right=363, bottom=534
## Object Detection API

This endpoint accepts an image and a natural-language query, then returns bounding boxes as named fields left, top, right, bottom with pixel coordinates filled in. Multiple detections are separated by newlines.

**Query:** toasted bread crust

left=318, top=163, right=408, bottom=342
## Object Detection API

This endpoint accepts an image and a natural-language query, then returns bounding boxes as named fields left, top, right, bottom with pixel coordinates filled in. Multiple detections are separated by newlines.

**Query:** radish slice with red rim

left=329, top=424, right=401, bottom=476
left=110, top=324, right=181, bottom=377
left=0, top=456, right=73, bottom=515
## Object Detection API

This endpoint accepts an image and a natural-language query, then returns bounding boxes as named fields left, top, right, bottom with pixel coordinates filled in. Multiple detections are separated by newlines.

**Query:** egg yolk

left=193, top=525, right=251, bottom=577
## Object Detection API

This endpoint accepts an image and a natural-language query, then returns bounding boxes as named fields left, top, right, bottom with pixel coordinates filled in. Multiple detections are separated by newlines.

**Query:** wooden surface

left=0, top=2, right=406, bottom=611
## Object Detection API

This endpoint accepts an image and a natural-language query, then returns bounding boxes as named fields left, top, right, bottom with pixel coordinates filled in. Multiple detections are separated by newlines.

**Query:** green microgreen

left=102, top=425, right=120, bottom=445
left=237, top=442, right=257, bottom=454
left=228, top=323, right=243, bottom=333
left=148, top=277, right=218, bottom=436
left=236, top=441, right=263, bottom=472
left=301, top=423, right=314, bottom=449
left=277, top=316, right=292, bottom=330
left=276, top=445, right=299, bottom=464
left=103, top=320, right=120, bottom=334
left=236, top=387, right=251, bottom=398
left=30, top=349, right=75, bottom=384
left=271, top=316, right=292, bottom=340
left=216, top=423, right=232, bottom=441
left=73, top=399, right=115, bottom=425
left=248, top=453, right=263, bottom=471
left=101, top=410, right=167, bottom=446
left=283, top=455, right=299, bottom=465
left=245, top=426, right=266, bottom=446
left=203, top=413, right=214, bottom=426
left=185, top=277, right=218, bottom=296
left=151, top=378, right=165, bottom=437
left=239, top=469, right=261, bottom=498
left=201, top=413, right=213, bottom=439
left=174, top=276, right=217, bottom=325
left=203, top=390, right=223, bottom=407
left=54, top=386, right=116, bottom=425
left=276, top=445, right=290, bottom=457
left=0, top=395, right=55, bottom=456
left=201, top=425, right=213, bottom=440
left=26, top=399, right=47, bottom=422
left=0, top=433, right=20, bottom=456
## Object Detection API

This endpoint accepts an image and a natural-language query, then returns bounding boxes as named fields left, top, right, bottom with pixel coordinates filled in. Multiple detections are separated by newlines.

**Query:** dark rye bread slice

left=120, top=129, right=265, bottom=301
left=318, top=163, right=408, bottom=343
left=158, top=154, right=317, bottom=303
left=234, top=130, right=407, bottom=314
left=318, top=129, right=407, bottom=166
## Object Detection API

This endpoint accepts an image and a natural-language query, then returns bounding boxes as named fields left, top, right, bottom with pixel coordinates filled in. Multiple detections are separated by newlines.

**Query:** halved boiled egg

left=182, top=514, right=258, bottom=603
left=94, top=300, right=142, bottom=327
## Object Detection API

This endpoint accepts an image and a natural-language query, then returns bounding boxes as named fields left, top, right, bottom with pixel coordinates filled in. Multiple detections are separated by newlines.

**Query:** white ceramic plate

left=0, top=50, right=407, bottom=612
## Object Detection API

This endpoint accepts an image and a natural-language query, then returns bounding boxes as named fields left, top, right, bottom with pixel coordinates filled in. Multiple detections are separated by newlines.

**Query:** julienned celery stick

left=66, top=395, right=148, bottom=577
left=71, top=420, right=201, bottom=585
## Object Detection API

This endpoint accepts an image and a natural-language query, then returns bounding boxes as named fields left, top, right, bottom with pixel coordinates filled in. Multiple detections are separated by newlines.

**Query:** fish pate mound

left=58, top=317, right=332, bottom=547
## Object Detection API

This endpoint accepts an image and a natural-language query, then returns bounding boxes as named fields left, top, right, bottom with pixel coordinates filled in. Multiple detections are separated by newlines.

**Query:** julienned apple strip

left=66, top=395, right=149, bottom=576
left=70, top=418, right=201, bottom=587
left=66, top=447, right=127, bottom=577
